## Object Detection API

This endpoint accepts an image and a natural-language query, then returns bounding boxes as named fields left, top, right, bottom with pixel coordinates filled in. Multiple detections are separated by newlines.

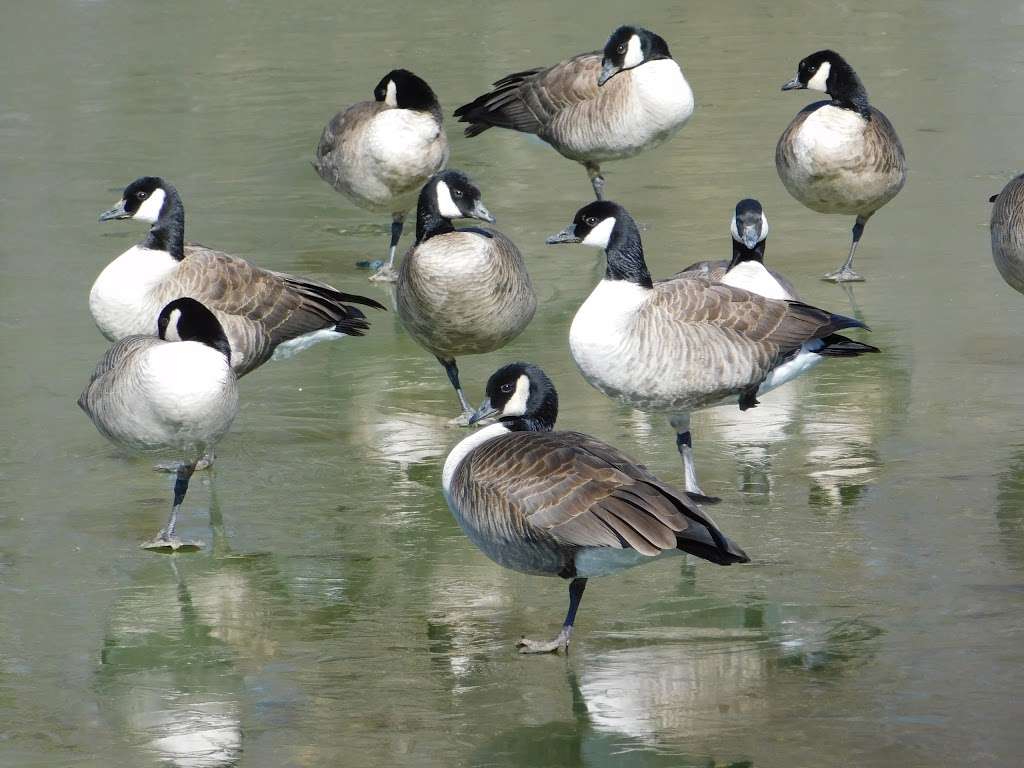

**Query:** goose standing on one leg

left=93, top=176, right=384, bottom=378
left=443, top=362, right=749, bottom=654
left=454, top=25, right=693, bottom=201
left=776, top=50, right=906, bottom=283
left=546, top=201, right=879, bottom=497
left=677, top=199, right=799, bottom=300
left=989, top=174, right=1024, bottom=295
left=396, top=171, right=536, bottom=423
left=79, top=298, right=239, bottom=552
left=313, top=69, right=450, bottom=282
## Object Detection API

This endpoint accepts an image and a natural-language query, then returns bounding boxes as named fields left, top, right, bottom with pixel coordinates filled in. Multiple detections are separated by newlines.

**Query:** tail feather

left=818, top=333, right=881, bottom=356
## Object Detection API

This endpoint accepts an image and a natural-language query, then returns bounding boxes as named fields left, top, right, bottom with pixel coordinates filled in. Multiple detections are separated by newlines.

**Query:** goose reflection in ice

left=473, top=663, right=755, bottom=768
left=95, top=551, right=295, bottom=767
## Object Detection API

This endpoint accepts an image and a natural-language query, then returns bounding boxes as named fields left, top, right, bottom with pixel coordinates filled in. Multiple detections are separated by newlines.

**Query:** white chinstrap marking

left=623, top=34, right=643, bottom=69
left=164, top=308, right=183, bottom=341
left=501, top=375, right=531, bottom=417
left=807, top=60, right=831, bottom=92
left=435, top=180, right=463, bottom=218
left=133, top=188, right=166, bottom=223
left=442, top=422, right=510, bottom=494
left=581, top=217, right=616, bottom=248
left=384, top=79, right=398, bottom=107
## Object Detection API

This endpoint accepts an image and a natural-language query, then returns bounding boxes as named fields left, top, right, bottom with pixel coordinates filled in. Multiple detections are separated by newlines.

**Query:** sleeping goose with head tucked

left=79, top=298, right=238, bottom=552
left=454, top=25, right=694, bottom=201
left=313, top=69, right=449, bottom=281
left=547, top=200, right=879, bottom=498
left=443, top=362, right=749, bottom=654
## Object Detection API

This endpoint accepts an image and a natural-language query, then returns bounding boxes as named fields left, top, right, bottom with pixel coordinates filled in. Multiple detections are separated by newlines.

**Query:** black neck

left=604, top=217, right=652, bottom=288
left=415, top=184, right=456, bottom=244
left=830, top=65, right=871, bottom=118
left=208, top=335, right=232, bottom=363
left=727, top=239, right=766, bottom=271
left=503, top=415, right=555, bottom=433
left=142, top=185, right=185, bottom=260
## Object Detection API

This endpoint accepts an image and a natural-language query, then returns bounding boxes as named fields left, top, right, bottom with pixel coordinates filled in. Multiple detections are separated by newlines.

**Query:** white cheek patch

left=623, top=35, right=643, bottom=69
left=759, top=212, right=770, bottom=242
left=730, top=215, right=741, bottom=242
left=164, top=308, right=183, bottom=341
left=384, top=79, right=398, bottom=107
left=502, top=375, right=531, bottom=417
left=582, top=217, right=616, bottom=248
left=435, top=180, right=463, bottom=219
left=133, top=188, right=166, bottom=223
left=807, top=60, right=831, bottom=92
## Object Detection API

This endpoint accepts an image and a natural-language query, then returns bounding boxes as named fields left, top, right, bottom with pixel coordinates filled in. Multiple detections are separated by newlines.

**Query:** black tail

left=818, top=333, right=881, bottom=356
left=664, top=489, right=750, bottom=565
left=990, top=193, right=1000, bottom=203
left=677, top=536, right=750, bottom=565
left=453, top=67, right=545, bottom=137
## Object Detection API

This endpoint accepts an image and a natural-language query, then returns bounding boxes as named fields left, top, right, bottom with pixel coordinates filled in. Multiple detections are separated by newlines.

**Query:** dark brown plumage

left=990, top=173, right=1024, bottom=294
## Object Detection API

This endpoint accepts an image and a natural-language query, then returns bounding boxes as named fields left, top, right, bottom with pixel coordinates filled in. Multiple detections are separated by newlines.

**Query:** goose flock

left=79, top=23, right=1016, bottom=654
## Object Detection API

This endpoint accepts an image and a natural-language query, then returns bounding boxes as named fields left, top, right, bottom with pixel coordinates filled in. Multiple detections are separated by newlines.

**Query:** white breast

left=569, top=279, right=650, bottom=390
left=97, top=341, right=238, bottom=454
left=366, top=110, right=447, bottom=196
left=791, top=105, right=867, bottom=168
left=630, top=59, right=694, bottom=136
left=89, top=245, right=180, bottom=341
left=721, top=262, right=793, bottom=301
left=442, top=423, right=510, bottom=495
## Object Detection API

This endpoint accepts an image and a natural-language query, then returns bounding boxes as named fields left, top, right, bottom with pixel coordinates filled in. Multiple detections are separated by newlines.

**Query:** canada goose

left=546, top=200, right=879, bottom=497
left=442, top=362, right=749, bottom=653
left=776, top=50, right=906, bottom=283
left=313, top=69, right=450, bottom=282
left=676, top=199, right=799, bottom=300
left=79, top=298, right=239, bottom=552
left=93, top=176, right=384, bottom=377
left=989, top=174, right=1024, bottom=294
left=454, top=25, right=693, bottom=201
left=396, top=170, right=536, bottom=421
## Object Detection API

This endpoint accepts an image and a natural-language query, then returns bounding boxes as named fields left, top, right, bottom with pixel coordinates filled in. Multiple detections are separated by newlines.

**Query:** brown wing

left=649, top=275, right=858, bottom=355
left=453, top=430, right=747, bottom=563
left=312, top=101, right=382, bottom=186
left=78, top=335, right=157, bottom=413
left=453, top=52, right=603, bottom=137
left=158, top=245, right=383, bottom=375
left=777, top=102, right=905, bottom=182
left=864, top=106, right=906, bottom=178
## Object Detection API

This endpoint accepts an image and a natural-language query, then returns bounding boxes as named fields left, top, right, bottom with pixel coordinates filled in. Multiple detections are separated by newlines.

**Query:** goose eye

left=500, top=382, right=515, bottom=394
left=584, top=216, right=597, bottom=226
left=453, top=189, right=463, bottom=198
left=136, top=190, right=148, bottom=200
left=616, top=43, right=626, bottom=54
